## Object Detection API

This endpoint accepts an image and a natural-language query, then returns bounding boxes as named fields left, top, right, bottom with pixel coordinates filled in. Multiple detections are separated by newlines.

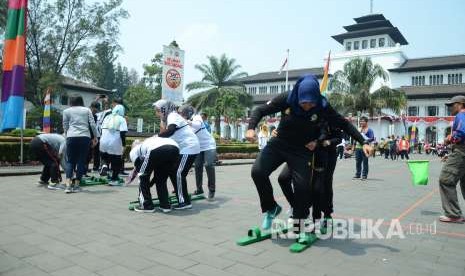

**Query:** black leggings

left=137, top=145, right=180, bottom=209
left=101, top=152, right=122, bottom=181
left=251, top=140, right=312, bottom=219
left=169, top=154, right=197, bottom=205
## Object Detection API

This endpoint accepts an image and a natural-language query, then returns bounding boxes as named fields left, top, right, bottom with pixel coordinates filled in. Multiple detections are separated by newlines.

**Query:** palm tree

left=328, top=57, right=407, bottom=116
left=185, top=54, right=252, bottom=133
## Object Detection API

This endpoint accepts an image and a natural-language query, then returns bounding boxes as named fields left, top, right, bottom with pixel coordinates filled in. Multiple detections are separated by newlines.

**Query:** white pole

left=285, top=49, right=289, bottom=91
left=20, top=108, right=26, bottom=164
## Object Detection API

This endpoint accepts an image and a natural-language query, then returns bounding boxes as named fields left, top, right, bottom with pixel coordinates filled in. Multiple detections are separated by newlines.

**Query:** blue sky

left=118, top=0, right=465, bottom=87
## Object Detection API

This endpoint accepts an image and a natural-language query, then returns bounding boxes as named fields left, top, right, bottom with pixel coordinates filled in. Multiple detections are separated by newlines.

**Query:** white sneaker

left=100, top=165, right=108, bottom=176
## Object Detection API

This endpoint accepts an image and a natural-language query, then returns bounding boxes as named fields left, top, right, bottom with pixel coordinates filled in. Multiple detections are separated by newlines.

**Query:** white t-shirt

left=99, top=114, right=128, bottom=155
left=166, top=112, right=200, bottom=155
left=257, top=132, right=269, bottom=150
left=190, top=114, right=216, bottom=151
left=130, top=136, right=179, bottom=163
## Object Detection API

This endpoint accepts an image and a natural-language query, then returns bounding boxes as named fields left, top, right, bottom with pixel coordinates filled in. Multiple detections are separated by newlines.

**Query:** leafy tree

left=185, top=54, right=251, bottom=133
left=25, top=0, right=128, bottom=106
left=114, top=63, right=131, bottom=98
left=81, top=41, right=119, bottom=91
left=329, top=57, right=407, bottom=116
left=142, top=52, right=163, bottom=99
left=123, top=84, right=159, bottom=132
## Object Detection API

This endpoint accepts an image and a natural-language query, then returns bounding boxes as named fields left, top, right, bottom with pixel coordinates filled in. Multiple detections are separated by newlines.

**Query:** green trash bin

left=407, top=160, right=429, bottom=186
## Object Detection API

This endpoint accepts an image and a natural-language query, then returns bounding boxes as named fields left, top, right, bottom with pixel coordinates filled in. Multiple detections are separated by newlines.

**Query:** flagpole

left=285, top=49, right=289, bottom=91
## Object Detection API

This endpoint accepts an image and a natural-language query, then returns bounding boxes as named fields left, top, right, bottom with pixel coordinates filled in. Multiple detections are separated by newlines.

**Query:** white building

left=237, top=13, right=465, bottom=144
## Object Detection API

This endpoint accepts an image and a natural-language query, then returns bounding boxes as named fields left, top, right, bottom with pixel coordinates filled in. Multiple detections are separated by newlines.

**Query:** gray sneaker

left=72, top=185, right=82, bottom=193
left=65, top=186, right=73, bottom=193
left=47, top=183, right=65, bottom=190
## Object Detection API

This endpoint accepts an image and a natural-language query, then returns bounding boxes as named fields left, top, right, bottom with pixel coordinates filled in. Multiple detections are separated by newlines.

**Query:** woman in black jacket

left=246, top=74, right=371, bottom=231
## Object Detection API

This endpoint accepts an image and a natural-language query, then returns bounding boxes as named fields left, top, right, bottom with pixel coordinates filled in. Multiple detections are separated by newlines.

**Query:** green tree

left=82, top=41, right=119, bottom=91
left=328, top=57, right=407, bottom=116
left=25, top=0, right=128, bottom=106
left=124, top=84, right=159, bottom=132
left=142, top=52, right=163, bottom=99
left=114, top=63, right=131, bottom=98
left=185, top=54, right=251, bottom=133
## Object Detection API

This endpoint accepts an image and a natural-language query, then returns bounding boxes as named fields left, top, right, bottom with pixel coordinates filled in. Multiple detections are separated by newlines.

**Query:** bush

left=7, top=129, right=39, bottom=137
left=0, top=142, right=32, bottom=162
left=216, top=144, right=258, bottom=154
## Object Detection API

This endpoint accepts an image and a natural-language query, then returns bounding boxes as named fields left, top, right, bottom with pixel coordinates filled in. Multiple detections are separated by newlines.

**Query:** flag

left=320, top=51, right=331, bottom=94
left=410, top=122, right=416, bottom=145
left=43, top=89, right=51, bottom=133
left=407, top=160, right=429, bottom=186
left=0, top=0, right=28, bottom=132
left=278, top=57, right=287, bottom=75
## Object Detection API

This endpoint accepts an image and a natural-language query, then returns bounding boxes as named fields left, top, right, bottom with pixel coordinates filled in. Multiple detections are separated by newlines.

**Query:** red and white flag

left=278, top=57, right=288, bottom=75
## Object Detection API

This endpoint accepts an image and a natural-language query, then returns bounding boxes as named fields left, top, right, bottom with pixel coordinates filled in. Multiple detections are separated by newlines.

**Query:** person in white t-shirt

left=257, top=124, right=270, bottom=151
left=129, top=137, right=180, bottom=213
left=99, top=104, right=128, bottom=185
left=153, top=99, right=200, bottom=210
left=179, top=105, right=217, bottom=200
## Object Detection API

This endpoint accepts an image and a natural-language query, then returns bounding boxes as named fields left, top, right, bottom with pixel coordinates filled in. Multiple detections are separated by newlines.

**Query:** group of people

left=128, top=100, right=216, bottom=212
left=377, top=135, right=412, bottom=160
left=30, top=94, right=218, bottom=213
left=31, top=95, right=129, bottom=192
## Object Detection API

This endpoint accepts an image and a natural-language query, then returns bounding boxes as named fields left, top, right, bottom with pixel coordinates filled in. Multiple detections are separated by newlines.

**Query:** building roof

left=332, top=13, right=408, bottom=46
left=400, top=84, right=465, bottom=99
left=61, top=77, right=111, bottom=94
left=389, top=54, right=465, bottom=72
left=239, top=67, right=324, bottom=84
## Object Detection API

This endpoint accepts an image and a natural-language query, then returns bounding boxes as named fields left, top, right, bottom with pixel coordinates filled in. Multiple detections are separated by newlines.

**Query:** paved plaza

left=1, top=155, right=465, bottom=276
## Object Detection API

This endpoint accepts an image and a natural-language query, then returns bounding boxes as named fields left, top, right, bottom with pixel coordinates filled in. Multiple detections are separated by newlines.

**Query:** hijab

left=286, top=74, right=328, bottom=118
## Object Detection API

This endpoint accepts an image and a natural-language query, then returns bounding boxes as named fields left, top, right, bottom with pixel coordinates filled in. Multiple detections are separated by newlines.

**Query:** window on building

left=281, top=85, right=286, bottom=92
left=60, top=95, right=68, bottom=105
left=422, top=76, right=425, bottom=85
left=427, top=106, right=438, bottom=116
left=353, top=41, right=360, bottom=50
left=370, top=39, right=376, bottom=48
left=345, top=41, right=352, bottom=51
left=429, top=75, right=432, bottom=85
left=362, top=40, right=368, bottom=49
left=445, top=105, right=453, bottom=116
left=408, top=106, right=419, bottom=116
left=259, top=86, right=267, bottom=94
left=460, top=73, right=463, bottom=83
left=378, top=38, right=385, bottom=47
left=440, top=75, right=443, bottom=84
left=411, top=77, right=415, bottom=86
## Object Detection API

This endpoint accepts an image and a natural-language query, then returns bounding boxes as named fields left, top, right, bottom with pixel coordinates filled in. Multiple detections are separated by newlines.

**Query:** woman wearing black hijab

left=246, top=75, right=371, bottom=231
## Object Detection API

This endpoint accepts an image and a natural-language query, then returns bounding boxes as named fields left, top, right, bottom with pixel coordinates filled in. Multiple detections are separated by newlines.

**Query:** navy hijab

left=286, top=74, right=328, bottom=118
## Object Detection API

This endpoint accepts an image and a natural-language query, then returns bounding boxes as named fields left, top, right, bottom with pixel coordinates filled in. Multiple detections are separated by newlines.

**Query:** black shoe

left=361, top=176, right=367, bottom=181
left=352, top=175, right=361, bottom=180
left=120, top=171, right=129, bottom=176
left=173, top=203, right=192, bottom=210
left=100, top=165, right=108, bottom=176
left=134, top=206, right=156, bottom=213
left=207, top=190, right=215, bottom=201
left=193, top=189, right=204, bottom=196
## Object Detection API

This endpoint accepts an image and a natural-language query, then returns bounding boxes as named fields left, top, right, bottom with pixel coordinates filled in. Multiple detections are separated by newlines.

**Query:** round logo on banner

left=165, top=69, right=181, bottom=89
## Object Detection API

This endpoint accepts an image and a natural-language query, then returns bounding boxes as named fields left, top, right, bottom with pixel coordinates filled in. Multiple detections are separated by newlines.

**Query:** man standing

left=398, top=136, right=410, bottom=160
left=438, top=95, right=465, bottom=223
left=353, top=116, right=374, bottom=181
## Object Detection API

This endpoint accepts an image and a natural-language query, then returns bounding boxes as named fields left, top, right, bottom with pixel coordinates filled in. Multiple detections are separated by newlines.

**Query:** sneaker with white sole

left=134, top=206, right=156, bottom=213
left=158, top=206, right=172, bottom=213
left=439, top=215, right=465, bottom=223
left=47, top=183, right=65, bottom=190
left=173, top=203, right=192, bottom=210
left=262, top=204, right=282, bottom=230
